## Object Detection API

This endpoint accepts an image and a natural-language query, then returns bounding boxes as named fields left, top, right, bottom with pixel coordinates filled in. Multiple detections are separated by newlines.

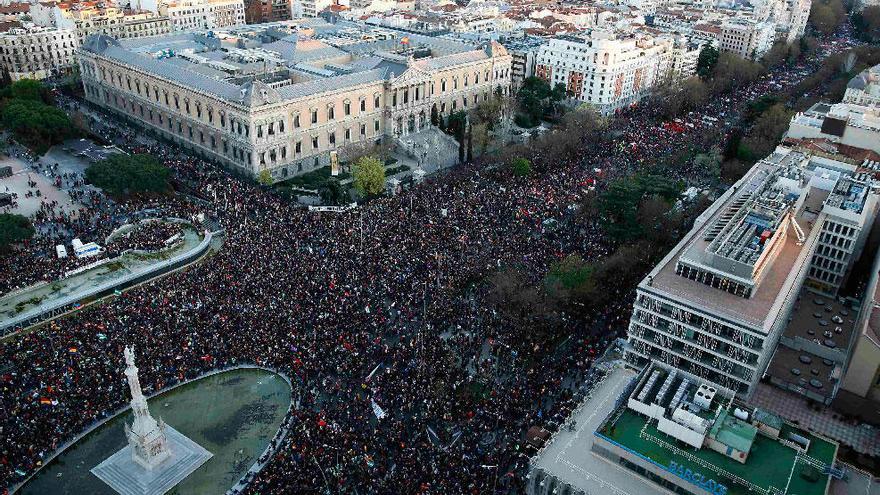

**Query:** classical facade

left=0, top=24, right=78, bottom=81
left=78, top=25, right=511, bottom=181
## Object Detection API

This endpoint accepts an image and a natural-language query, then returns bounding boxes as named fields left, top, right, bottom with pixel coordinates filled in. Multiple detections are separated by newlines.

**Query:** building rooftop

left=643, top=151, right=822, bottom=331
left=80, top=21, right=496, bottom=107
left=598, top=407, right=837, bottom=495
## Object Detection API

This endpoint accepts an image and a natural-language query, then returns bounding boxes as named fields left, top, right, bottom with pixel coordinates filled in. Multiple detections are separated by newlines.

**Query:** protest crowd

left=0, top=31, right=861, bottom=494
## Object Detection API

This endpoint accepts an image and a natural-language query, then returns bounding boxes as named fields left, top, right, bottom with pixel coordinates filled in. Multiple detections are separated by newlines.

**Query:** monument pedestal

left=91, top=425, right=212, bottom=495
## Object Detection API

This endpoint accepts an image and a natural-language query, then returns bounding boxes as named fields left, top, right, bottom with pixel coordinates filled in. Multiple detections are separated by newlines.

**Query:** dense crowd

left=107, top=221, right=184, bottom=254
left=0, top=32, right=858, bottom=494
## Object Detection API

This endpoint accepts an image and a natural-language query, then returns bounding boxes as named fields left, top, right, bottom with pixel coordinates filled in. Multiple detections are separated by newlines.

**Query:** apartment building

left=78, top=24, right=511, bottom=181
left=56, top=7, right=172, bottom=44
left=244, top=0, right=291, bottom=24
left=159, top=0, right=245, bottom=31
left=718, top=18, right=775, bottom=60
left=534, top=30, right=700, bottom=114
left=0, top=23, right=78, bottom=80
left=501, top=36, right=546, bottom=90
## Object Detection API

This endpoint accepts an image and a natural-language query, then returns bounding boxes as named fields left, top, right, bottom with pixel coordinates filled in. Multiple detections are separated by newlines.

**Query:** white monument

left=91, top=346, right=212, bottom=495
left=122, top=345, right=171, bottom=469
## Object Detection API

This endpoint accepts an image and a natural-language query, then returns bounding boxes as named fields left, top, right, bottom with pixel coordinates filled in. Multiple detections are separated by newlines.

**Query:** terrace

left=597, top=407, right=837, bottom=495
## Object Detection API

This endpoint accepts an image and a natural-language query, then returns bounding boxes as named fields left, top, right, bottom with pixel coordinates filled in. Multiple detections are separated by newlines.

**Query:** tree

left=511, top=157, right=532, bottom=177
left=693, top=148, right=722, bottom=181
left=0, top=213, right=34, bottom=251
left=352, top=155, right=385, bottom=196
left=471, top=122, right=490, bottom=154
left=258, top=169, right=273, bottom=185
left=85, top=153, right=171, bottom=197
left=2, top=79, right=44, bottom=102
left=545, top=254, right=595, bottom=301
left=809, top=0, right=846, bottom=35
left=739, top=104, right=793, bottom=160
left=853, top=6, right=880, bottom=42
left=709, top=52, right=764, bottom=93
left=696, top=45, right=720, bottom=81
left=466, top=123, right=474, bottom=163
left=2, top=98, right=72, bottom=152
left=598, top=174, right=681, bottom=243
left=319, top=178, right=348, bottom=205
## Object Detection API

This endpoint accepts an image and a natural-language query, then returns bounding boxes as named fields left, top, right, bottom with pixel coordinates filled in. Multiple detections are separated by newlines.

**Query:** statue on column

left=123, top=345, right=171, bottom=470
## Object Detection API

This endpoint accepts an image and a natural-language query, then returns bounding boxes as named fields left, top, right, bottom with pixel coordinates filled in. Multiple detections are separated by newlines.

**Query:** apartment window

left=311, top=109, right=318, bottom=124
left=344, top=128, right=351, bottom=141
left=328, top=106, right=335, bottom=120
left=344, top=101, right=351, bottom=116
left=360, top=99, right=366, bottom=112
left=293, top=114, right=300, bottom=128
left=312, top=136, right=319, bottom=149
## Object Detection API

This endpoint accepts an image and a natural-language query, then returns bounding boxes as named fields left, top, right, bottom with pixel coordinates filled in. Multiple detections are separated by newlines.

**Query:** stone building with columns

left=78, top=22, right=511, bottom=181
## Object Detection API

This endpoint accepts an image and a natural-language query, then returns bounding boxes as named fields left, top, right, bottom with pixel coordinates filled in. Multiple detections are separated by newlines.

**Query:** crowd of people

left=0, top=30, right=859, bottom=494
left=107, top=221, right=184, bottom=254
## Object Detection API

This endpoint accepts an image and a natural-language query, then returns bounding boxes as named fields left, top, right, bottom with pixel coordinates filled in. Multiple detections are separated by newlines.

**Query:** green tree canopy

left=85, top=153, right=171, bottom=197
left=1, top=79, right=45, bottom=102
left=696, top=45, right=720, bottom=80
left=2, top=98, right=72, bottom=153
left=352, top=155, right=385, bottom=196
left=545, top=254, right=595, bottom=299
left=598, top=174, right=682, bottom=243
left=0, top=213, right=35, bottom=251
left=511, top=157, right=532, bottom=177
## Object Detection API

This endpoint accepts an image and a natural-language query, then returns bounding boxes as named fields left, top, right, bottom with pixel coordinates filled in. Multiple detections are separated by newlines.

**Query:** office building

left=625, top=145, right=880, bottom=397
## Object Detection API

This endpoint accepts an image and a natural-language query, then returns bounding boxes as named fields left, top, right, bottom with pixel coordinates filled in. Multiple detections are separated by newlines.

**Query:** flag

left=68, top=347, right=77, bottom=353
left=40, top=397, right=52, bottom=405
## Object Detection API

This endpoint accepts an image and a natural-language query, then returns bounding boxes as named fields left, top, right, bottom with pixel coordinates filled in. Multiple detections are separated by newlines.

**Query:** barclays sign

left=667, top=461, right=728, bottom=495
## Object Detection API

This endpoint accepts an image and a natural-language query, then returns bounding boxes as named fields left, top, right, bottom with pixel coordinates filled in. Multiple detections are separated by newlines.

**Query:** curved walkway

left=0, top=226, right=219, bottom=338
left=11, top=364, right=295, bottom=495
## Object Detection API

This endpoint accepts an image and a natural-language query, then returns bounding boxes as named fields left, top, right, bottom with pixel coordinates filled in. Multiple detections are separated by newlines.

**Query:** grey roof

left=290, top=45, right=348, bottom=64
left=847, top=74, right=868, bottom=90
left=164, top=57, right=231, bottom=80
left=83, top=36, right=243, bottom=100
left=276, top=68, right=388, bottom=100
left=415, top=49, right=487, bottom=70
left=349, top=56, right=407, bottom=76
left=263, top=39, right=297, bottom=61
